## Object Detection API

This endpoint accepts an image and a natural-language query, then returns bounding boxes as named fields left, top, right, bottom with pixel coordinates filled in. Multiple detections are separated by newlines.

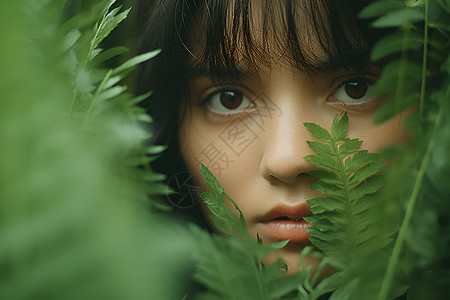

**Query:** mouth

left=260, top=203, right=312, bottom=243
left=262, top=203, right=312, bottom=222
left=274, top=216, right=303, bottom=222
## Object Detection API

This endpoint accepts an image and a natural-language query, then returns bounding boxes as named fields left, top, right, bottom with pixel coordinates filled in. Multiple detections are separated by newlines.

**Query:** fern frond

left=359, top=0, right=450, bottom=298
left=195, top=165, right=324, bottom=299
left=0, top=1, right=183, bottom=299
left=303, top=113, right=397, bottom=299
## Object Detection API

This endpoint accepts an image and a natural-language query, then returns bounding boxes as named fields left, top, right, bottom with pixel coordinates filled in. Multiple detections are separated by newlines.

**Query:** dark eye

left=207, top=90, right=253, bottom=113
left=334, top=79, right=375, bottom=103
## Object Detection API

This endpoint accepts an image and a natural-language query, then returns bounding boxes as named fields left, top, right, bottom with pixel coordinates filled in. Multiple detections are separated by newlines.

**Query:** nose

left=259, top=103, right=317, bottom=185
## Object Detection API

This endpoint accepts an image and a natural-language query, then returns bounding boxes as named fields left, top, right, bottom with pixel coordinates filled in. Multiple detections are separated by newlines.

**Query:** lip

left=259, top=203, right=312, bottom=243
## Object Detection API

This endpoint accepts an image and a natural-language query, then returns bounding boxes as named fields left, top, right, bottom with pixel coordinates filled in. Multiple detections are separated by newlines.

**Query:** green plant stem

left=79, top=69, right=112, bottom=138
left=419, top=0, right=429, bottom=123
left=377, top=107, right=443, bottom=300
left=333, top=139, right=357, bottom=255
left=70, top=5, right=110, bottom=117
left=87, top=5, right=110, bottom=66
left=394, top=23, right=411, bottom=108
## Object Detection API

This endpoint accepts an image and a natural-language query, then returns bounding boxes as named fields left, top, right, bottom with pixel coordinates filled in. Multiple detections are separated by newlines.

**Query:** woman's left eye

left=206, top=90, right=253, bottom=114
left=333, top=79, right=376, bottom=103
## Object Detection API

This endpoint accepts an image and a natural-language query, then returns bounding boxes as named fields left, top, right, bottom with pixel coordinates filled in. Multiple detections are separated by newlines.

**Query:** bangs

left=183, top=0, right=380, bottom=79
left=136, top=0, right=388, bottom=144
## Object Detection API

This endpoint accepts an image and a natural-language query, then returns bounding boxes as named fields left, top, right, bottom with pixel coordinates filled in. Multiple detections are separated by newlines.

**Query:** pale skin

left=177, top=6, right=410, bottom=276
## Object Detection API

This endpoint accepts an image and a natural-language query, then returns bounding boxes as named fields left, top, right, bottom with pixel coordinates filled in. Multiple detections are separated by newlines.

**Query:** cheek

left=347, top=111, right=410, bottom=151
left=177, top=118, right=213, bottom=189
left=178, top=112, right=265, bottom=219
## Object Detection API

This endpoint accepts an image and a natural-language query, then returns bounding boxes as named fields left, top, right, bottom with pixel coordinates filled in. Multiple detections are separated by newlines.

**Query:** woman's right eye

left=206, top=90, right=253, bottom=114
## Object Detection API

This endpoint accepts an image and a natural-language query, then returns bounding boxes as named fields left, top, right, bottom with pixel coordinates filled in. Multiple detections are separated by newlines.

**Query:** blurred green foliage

left=0, top=0, right=449, bottom=299
left=0, top=1, right=197, bottom=299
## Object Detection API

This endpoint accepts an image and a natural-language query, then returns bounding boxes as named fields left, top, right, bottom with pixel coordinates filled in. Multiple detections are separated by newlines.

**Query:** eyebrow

left=183, top=64, right=257, bottom=81
left=183, top=50, right=377, bottom=80
left=311, top=51, right=376, bottom=73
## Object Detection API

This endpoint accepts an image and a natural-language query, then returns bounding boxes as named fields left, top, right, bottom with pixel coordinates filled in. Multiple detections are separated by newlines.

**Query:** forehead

left=183, top=0, right=372, bottom=76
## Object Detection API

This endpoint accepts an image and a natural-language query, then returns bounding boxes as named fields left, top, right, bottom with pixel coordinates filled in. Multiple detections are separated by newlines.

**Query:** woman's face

left=177, top=6, right=410, bottom=276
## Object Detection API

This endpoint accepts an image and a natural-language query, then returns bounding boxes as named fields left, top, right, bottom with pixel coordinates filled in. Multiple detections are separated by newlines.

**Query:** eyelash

left=201, top=88, right=254, bottom=117
left=198, top=74, right=382, bottom=117
left=328, top=76, right=381, bottom=110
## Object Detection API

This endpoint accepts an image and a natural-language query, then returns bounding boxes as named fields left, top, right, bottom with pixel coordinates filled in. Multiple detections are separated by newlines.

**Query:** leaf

left=302, top=113, right=391, bottom=298
left=101, top=0, right=118, bottom=17
left=92, top=6, right=131, bottom=50
left=331, top=112, right=348, bottom=142
left=307, top=197, right=343, bottom=214
left=199, top=164, right=248, bottom=239
left=98, top=85, right=127, bottom=102
left=373, top=59, right=422, bottom=96
left=350, top=175, right=385, bottom=200
left=90, top=46, right=129, bottom=65
left=268, top=271, right=304, bottom=299
left=373, top=93, right=420, bottom=123
left=348, top=161, right=384, bottom=189
left=307, top=141, right=335, bottom=156
left=339, top=138, right=363, bottom=157
left=191, top=226, right=289, bottom=300
left=436, top=0, right=450, bottom=12
left=372, top=8, right=424, bottom=28
left=359, top=0, right=406, bottom=19
left=305, top=214, right=336, bottom=232
left=63, top=29, right=81, bottom=52
left=136, top=113, right=153, bottom=123
left=311, top=181, right=347, bottom=201
left=200, top=164, right=224, bottom=194
left=140, top=172, right=166, bottom=182
left=192, top=233, right=247, bottom=299
left=145, top=145, right=167, bottom=155
left=351, top=194, right=381, bottom=215
left=199, top=192, right=232, bottom=235
left=0, top=1, right=197, bottom=298
left=371, top=31, right=424, bottom=61
left=329, top=278, right=359, bottom=300
left=307, top=170, right=341, bottom=185
left=304, top=122, right=333, bottom=142
left=112, top=49, right=161, bottom=75
left=261, top=258, right=289, bottom=284
left=104, top=75, right=122, bottom=89
left=314, top=272, right=346, bottom=297
left=345, top=151, right=379, bottom=174
left=128, top=91, right=153, bottom=106
left=304, top=155, right=339, bottom=173
left=50, top=0, right=70, bottom=16
left=304, top=155, right=340, bottom=173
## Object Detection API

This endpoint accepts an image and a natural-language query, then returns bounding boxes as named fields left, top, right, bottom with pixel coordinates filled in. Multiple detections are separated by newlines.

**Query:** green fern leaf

left=373, top=59, right=422, bottom=95
left=371, top=31, right=423, bottom=61
left=331, top=112, right=349, bottom=142
left=303, top=122, right=333, bottom=142
left=112, top=49, right=161, bottom=76
left=199, top=164, right=248, bottom=239
left=338, top=138, right=363, bottom=157
left=303, top=113, right=392, bottom=298
left=372, top=7, right=424, bottom=28
left=306, top=141, right=335, bottom=157
left=358, top=0, right=405, bottom=19
left=304, top=155, right=340, bottom=173
left=92, top=6, right=131, bottom=50
left=90, top=46, right=129, bottom=66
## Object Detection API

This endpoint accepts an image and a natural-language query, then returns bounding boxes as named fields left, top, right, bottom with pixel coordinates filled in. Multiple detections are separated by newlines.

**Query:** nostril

left=264, top=170, right=311, bottom=186
left=259, top=117, right=320, bottom=185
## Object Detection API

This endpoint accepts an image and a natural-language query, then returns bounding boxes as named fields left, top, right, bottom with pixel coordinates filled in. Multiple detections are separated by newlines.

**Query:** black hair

left=136, top=0, right=388, bottom=215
